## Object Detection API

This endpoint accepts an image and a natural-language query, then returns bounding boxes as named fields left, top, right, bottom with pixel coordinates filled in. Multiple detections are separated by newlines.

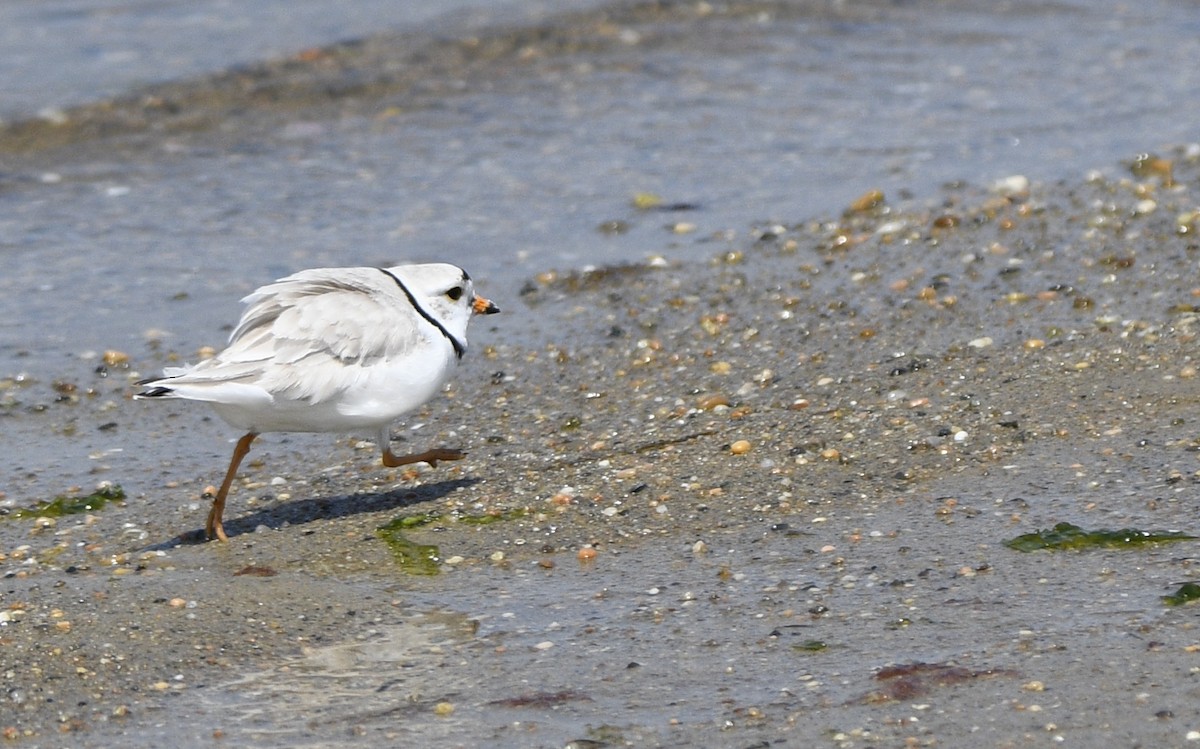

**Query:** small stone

left=992, top=175, right=1030, bottom=199
left=968, top=336, right=994, bottom=349
left=434, top=702, right=455, bottom=717
left=102, top=350, right=130, bottom=366
left=847, top=189, right=885, bottom=212
left=577, top=546, right=597, bottom=562
left=730, top=440, right=752, bottom=455
left=632, top=192, right=662, bottom=210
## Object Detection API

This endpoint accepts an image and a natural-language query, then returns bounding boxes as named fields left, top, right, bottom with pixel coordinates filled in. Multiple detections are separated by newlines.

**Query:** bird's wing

left=154, top=270, right=429, bottom=404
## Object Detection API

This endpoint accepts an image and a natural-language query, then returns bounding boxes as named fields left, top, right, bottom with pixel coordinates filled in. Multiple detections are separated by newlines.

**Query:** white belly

left=209, top=345, right=456, bottom=434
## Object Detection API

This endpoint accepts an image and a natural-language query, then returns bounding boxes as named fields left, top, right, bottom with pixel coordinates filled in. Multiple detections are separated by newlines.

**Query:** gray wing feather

left=157, top=269, right=423, bottom=403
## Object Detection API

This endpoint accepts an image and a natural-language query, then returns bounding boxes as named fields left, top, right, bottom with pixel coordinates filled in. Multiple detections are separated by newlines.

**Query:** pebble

left=698, top=394, right=730, bottom=410
left=968, top=336, right=994, bottom=349
left=102, top=350, right=130, bottom=366
left=730, top=440, right=752, bottom=455
left=847, top=188, right=885, bottom=212
left=577, top=547, right=597, bottom=562
left=632, top=192, right=662, bottom=209
left=992, top=174, right=1030, bottom=198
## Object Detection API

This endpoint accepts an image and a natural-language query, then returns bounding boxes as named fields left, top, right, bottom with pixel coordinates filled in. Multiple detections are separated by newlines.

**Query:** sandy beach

left=3, top=1, right=1200, bottom=746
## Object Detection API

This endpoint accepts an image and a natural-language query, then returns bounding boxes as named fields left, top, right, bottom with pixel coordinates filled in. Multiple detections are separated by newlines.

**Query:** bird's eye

left=446, top=286, right=464, bottom=301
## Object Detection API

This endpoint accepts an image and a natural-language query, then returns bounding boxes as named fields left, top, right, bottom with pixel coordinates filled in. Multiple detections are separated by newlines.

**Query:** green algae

left=1005, top=522, right=1196, bottom=552
left=376, top=518, right=441, bottom=576
left=382, top=507, right=527, bottom=530
left=384, top=512, right=444, bottom=530
left=1163, top=582, right=1200, bottom=607
left=792, top=640, right=828, bottom=653
left=376, top=507, right=528, bottom=574
left=457, top=507, right=528, bottom=525
left=6, top=484, right=125, bottom=520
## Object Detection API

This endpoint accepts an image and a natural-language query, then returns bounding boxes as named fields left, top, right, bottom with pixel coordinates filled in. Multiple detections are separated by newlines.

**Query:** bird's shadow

left=142, top=477, right=478, bottom=550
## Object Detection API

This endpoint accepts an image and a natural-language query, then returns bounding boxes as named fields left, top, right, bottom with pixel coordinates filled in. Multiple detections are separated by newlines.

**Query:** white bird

left=136, top=263, right=500, bottom=542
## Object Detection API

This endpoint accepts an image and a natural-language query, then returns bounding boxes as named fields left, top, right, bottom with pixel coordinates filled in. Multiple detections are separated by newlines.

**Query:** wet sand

left=5, top=153, right=1200, bottom=746
left=4, top=0, right=1200, bottom=746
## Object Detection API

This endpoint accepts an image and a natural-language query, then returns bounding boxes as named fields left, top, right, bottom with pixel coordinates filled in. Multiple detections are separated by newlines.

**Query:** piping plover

left=136, top=263, right=500, bottom=541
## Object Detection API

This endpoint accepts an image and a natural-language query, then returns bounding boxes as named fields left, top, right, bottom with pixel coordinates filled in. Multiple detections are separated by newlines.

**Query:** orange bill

left=472, top=296, right=500, bottom=315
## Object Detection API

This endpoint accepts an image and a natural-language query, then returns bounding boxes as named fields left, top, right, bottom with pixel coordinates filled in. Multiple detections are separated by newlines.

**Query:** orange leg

left=206, top=432, right=258, bottom=542
left=382, top=445, right=465, bottom=468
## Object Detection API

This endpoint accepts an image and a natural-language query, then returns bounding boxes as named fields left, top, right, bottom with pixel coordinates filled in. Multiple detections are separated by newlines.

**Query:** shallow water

left=0, top=0, right=604, bottom=119
left=3, top=0, right=1198, bottom=377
